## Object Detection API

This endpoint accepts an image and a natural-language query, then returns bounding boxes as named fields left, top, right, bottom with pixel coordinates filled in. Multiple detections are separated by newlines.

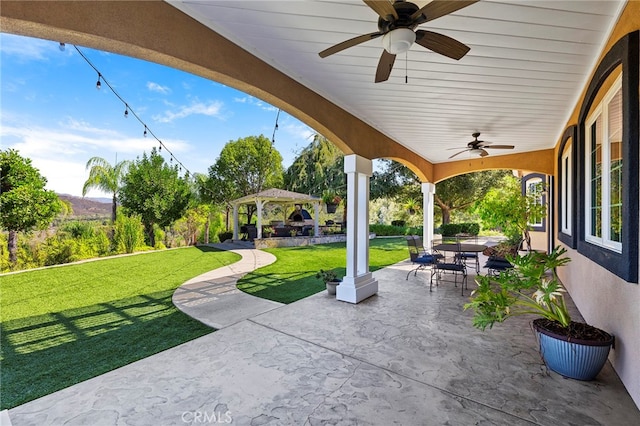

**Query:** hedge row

left=439, top=223, right=480, bottom=236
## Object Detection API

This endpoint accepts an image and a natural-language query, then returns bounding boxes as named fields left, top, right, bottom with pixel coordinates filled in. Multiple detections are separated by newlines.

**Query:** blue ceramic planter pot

left=533, top=319, right=613, bottom=381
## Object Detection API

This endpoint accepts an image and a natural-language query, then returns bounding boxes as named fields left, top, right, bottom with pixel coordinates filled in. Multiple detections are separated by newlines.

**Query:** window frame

left=584, top=76, right=622, bottom=253
left=557, top=125, right=577, bottom=248
left=576, top=30, right=639, bottom=283
left=521, top=173, right=546, bottom=232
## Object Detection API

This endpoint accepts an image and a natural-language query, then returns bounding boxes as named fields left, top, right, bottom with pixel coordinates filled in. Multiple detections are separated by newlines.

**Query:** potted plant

left=464, top=247, right=614, bottom=380
left=403, top=198, right=420, bottom=215
left=262, top=226, right=273, bottom=238
left=289, top=229, right=298, bottom=237
left=316, top=269, right=340, bottom=295
left=322, top=190, right=342, bottom=214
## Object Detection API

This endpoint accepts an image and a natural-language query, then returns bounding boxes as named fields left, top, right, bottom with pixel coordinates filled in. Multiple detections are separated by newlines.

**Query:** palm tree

left=82, top=156, right=130, bottom=223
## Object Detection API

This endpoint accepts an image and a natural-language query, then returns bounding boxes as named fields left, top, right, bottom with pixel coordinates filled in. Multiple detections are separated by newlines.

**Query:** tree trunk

left=8, top=230, right=18, bottom=264
left=204, top=217, right=210, bottom=244
left=145, top=223, right=155, bottom=247
left=441, top=207, right=451, bottom=225
left=111, top=193, right=117, bottom=224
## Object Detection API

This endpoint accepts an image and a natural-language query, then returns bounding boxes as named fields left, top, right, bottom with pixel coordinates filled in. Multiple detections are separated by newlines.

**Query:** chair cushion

left=485, top=259, right=513, bottom=269
left=416, top=255, right=436, bottom=264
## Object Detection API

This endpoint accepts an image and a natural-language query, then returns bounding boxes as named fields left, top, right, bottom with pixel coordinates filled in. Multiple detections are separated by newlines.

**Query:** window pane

left=590, top=117, right=602, bottom=238
left=608, top=87, right=623, bottom=243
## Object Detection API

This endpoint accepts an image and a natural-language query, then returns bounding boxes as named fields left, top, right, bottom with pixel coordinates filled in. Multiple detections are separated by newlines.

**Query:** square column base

left=336, top=273, right=378, bottom=304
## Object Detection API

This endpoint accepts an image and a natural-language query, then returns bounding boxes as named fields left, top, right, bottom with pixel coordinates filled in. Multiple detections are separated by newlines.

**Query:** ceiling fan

left=448, top=133, right=515, bottom=159
left=318, top=0, right=477, bottom=83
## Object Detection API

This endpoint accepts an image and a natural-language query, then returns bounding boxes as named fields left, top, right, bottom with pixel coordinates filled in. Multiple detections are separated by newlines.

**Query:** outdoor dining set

left=406, top=235, right=513, bottom=295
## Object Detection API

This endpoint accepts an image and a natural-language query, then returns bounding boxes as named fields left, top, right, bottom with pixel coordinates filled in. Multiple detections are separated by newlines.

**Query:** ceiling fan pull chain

left=405, top=51, right=408, bottom=84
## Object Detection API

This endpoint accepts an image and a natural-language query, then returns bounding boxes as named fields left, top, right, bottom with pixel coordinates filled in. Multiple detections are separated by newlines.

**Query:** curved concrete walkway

left=172, top=242, right=282, bottom=329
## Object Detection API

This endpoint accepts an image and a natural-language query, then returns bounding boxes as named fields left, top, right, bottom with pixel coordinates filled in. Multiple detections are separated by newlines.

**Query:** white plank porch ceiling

left=168, top=0, right=625, bottom=164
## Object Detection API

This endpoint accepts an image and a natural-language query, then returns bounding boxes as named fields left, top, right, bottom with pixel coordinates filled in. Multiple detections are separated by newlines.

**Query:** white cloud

left=0, top=34, right=57, bottom=62
left=152, top=100, right=224, bottom=123
left=1, top=122, right=192, bottom=196
left=146, top=81, right=171, bottom=94
left=283, top=120, right=315, bottom=141
left=233, top=95, right=278, bottom=112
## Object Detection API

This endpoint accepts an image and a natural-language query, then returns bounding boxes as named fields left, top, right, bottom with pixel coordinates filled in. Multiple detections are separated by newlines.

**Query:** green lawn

left=1, top=238, right=410, bottom=409
left=237, top=237, right=408, bottom=303
left=0, top=246, right=240, bottom=410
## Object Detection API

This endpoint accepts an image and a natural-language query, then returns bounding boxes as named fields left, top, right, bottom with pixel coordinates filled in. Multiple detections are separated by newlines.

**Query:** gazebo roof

left=231, top=188, right=321, bottom=206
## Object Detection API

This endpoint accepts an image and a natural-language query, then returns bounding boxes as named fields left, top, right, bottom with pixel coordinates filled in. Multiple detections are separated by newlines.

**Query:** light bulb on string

left=59, top=42, right=66, bottom=52
left=143, top=126, right=147, bottom=137
left=124, top=105, right=129, bottom=118
left=158, top=144, right=162, bottom=152
left=96, top=73, right=102, bottom=90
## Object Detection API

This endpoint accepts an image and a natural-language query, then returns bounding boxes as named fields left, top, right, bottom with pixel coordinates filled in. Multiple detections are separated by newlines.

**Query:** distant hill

left=58, top=194, right=113, bottom=218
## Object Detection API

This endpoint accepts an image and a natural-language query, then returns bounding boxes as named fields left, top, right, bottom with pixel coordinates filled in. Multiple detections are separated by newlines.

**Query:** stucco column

left=232, top=204, right=239, bottom=241
left=337, top=154, right=378, bottom=303
left=422, top=182, right=436, bottom=249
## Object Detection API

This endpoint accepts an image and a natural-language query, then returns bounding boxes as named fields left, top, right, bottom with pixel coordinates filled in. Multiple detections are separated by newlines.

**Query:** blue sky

left=1, top=33, right=315, bottom=197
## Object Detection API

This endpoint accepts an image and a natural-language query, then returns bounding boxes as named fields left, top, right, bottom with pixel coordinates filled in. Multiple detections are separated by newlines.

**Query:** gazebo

left=231, top=189, right=322, bottom=241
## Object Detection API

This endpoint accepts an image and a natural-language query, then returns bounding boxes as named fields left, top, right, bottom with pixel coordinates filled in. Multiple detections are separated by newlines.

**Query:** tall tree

left=284, top=134, right=344, bottom=196
left=370, top=159, right=420, bottom=201
left=435, top=170, right=512, bottom=224
left=0, top=149, right=61, bottom=264
left=82, top=156, right=131, bottom=223
left=473, top=174, right=547, bottom=249
left=119, top=148, right=191, bottom=247
left=208, top=135, right=283, bottom=224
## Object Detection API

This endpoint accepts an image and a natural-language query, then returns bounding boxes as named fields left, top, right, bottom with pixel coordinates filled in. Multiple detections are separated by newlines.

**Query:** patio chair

left=454, top=235, right=480, bottom=274
left=430, top=241, right=468, bottom=295
left=405, top=236, right=438, bottom=280
left=484, top=256, right=514, bottom=276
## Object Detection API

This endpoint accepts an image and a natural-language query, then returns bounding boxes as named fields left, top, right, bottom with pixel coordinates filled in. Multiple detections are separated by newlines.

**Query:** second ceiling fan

left=448, top=133, right=515, bottom=159
left=319, top=0, right=477, bottom=82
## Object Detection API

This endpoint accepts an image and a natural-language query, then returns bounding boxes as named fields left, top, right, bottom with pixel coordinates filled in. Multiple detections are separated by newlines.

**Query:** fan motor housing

left=378, top=1, right=420, bottom=33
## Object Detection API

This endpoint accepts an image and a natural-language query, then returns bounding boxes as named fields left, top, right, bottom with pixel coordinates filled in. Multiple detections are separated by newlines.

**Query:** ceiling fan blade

left=363, top=0, right=398, bottom=21
left=484, top=145, right=515, bottom=149
left=448, top=149, right=469, bottom=159
left=415, top=30, right=470, bottom=60
left=319, top=32, right=383, bottom=58
left=411, top=0, right=478, bottom=23
left=446, top=146, right=469, bottom=150
left=375, top=50, right=396, bottom=83
left=479, top=149, right=489, bottom=157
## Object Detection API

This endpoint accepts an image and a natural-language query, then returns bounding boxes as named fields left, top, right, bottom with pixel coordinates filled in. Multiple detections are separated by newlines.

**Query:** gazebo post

left=256, top=199, right=266, bottom=239
left=314, top=201, right=320, bottom=236
left=232, top=203, right=239, bottom=241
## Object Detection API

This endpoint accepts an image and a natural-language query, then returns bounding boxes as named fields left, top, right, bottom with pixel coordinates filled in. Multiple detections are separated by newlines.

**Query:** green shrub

left=369, top=224, right=405, bottom=236
left=62, top=221, right=96, bottom=239
left=114, top=214, right=145, bottom=254
left=391, top=220, right=406, bottom=227
left=440, top=222, right=479, bottom=236
left=218, top=231, right=233, bottom=242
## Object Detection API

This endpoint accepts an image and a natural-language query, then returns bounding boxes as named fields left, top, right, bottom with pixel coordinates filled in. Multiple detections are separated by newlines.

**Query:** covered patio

left=2, top=0, right=639, bottom=411
left=6, top=254, right=639, bottom=424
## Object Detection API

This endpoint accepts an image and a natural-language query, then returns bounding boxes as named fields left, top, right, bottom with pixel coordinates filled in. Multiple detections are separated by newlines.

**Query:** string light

left=59, top=42, right=66, bottom=52
left=69, top=44, right=195, bottom=181
left=271, top=109, right=280, bottom=144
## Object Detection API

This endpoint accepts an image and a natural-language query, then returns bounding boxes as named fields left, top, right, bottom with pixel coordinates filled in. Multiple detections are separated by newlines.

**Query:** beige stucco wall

left=553, top=1, right=640, bottom=407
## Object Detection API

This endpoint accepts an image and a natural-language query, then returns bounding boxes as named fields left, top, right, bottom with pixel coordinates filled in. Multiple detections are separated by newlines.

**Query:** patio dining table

left=432, top=243, right=487, bottom=253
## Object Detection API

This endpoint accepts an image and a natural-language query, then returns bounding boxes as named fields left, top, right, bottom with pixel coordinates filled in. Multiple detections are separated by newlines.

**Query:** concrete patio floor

left=5, top=250, right=640, bottom=425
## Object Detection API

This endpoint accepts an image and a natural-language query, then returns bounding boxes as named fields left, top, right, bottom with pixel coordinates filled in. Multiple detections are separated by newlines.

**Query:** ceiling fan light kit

left=382, top=28, right=415, bottom=54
